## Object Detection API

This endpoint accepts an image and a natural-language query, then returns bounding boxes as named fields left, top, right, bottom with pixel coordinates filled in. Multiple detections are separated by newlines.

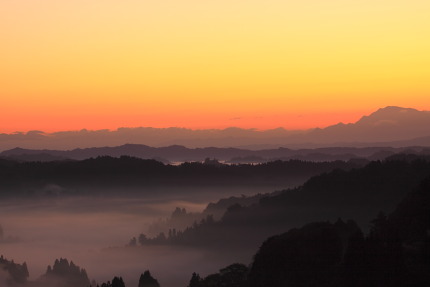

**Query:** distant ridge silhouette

left=1, top=106, right=429, bottom=150
left=1, top=145, right=429, bottom=163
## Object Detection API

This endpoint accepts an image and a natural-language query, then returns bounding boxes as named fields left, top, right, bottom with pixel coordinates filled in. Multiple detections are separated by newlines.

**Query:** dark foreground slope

left=247, top=175, right=430, bottom=287
left=186, top=173, right=430, bottom=287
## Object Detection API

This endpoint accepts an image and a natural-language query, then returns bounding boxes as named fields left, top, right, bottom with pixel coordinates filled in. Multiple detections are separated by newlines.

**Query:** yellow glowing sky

left=1, top=0, right=429, bottom=133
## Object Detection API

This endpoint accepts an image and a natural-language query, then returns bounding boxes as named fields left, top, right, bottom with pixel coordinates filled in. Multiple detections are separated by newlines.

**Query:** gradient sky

left=1, top=0, right=429, bottom=133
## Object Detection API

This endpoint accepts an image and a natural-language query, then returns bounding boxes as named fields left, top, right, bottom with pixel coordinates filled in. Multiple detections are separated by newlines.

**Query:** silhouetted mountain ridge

left=1, top=106, right=429, bottom=149
left=2, top=144, right=429, bottom=163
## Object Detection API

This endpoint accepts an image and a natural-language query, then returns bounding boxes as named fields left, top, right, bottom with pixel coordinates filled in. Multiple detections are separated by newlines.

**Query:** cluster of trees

left=145, top=193, right=267, bottom=237
left=41, top=258, right=91, bottom=287
left=0, top=255, right=29, bottom=285
left=131, top=215, right=216, bottom=246
left=0, top=255, right=161, bottom=287
left=96, top=276, right=125, bottom=287
left=146, top=207, right=206, bottom=237
left=188, top=264, right=249, bottom=287
left=138, top=271, right=160, bottom=287
left=94, top=271, right=160, bottom=287
left=0, top=256, right=89, bottom=287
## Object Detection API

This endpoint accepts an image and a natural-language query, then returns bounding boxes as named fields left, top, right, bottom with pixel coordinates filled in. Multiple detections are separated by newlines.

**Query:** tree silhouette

left=0, top=255, right=29, bottom=284
left=188, top=272, right=202, bottom=287
left=41, top=258, right=90, bottom=287
left=111, top=276, right=125, bottom=287
left=138, top=270, right=160, bottom=287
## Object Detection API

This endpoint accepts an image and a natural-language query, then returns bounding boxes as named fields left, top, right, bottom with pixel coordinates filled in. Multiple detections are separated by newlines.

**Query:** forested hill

left=0, top=157, right=360, bottom=196
left=133, top=155, right=430, bottom=249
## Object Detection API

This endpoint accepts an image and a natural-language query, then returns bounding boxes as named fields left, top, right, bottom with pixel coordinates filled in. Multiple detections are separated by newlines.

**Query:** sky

left=1, top=0, right=430, bottom=133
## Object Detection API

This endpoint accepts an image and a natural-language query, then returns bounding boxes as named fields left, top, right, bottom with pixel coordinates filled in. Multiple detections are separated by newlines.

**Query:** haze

left=0, top=187, right=268, bottom=287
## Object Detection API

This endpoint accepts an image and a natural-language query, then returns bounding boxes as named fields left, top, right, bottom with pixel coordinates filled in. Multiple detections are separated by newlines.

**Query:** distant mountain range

left=1, top=106, right=429, bottom=151
left=1, top=144, right=429, bottom=163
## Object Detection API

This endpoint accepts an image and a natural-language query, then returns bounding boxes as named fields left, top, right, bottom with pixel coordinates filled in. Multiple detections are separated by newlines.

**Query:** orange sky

left=1, top=0, right=430, bottom=133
